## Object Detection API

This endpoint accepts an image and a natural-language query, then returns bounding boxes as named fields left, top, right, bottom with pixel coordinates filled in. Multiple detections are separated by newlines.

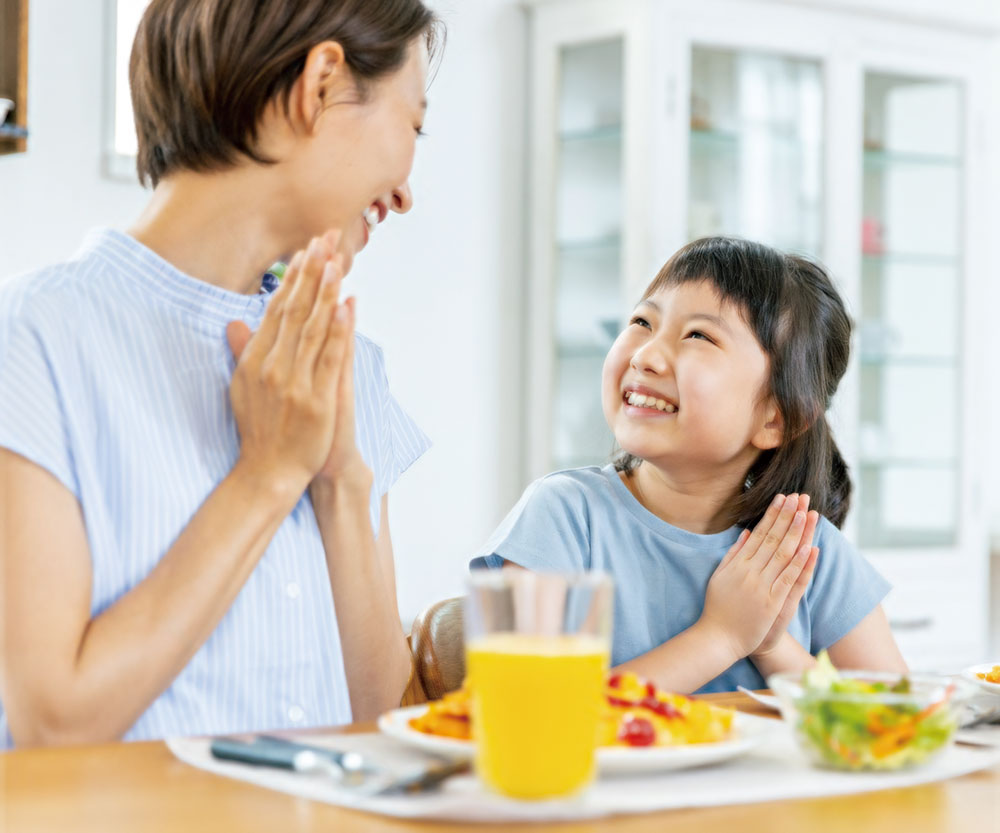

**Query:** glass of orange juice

left=464, top=569, right=613, bottom=800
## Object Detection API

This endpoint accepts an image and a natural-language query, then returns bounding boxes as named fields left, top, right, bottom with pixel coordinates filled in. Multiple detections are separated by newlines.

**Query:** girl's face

left=288, top=39, right=429, bottom=266
left=601, top=280, right=783, bottom=478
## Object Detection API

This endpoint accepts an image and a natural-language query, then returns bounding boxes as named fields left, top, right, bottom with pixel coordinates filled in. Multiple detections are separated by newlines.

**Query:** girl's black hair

left=614, top=236, right=853, bottom=529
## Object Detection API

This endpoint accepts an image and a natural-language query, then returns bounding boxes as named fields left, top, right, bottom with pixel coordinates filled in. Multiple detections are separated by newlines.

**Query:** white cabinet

left=523, top=0, right=996, bottom=671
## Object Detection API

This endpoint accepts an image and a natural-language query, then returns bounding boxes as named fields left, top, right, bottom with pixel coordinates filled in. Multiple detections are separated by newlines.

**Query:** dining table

left=4, top=691, right=999, bottom=833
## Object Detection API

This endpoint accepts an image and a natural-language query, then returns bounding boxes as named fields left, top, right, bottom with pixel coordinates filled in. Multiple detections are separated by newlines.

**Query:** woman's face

left=290, top=38, right=429, bottom=266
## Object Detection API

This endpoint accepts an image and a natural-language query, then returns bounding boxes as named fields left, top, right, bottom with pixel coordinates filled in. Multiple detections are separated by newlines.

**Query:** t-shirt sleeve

left=805, top=518, right=891, bottom=653
left=0, top=300, right=80, bottom=498
left=470, top=475, right=591, bottom=572
left=362, top=338, right=430, bottom=499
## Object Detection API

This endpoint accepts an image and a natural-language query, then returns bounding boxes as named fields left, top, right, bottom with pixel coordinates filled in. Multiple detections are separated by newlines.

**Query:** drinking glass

left=464, top=569, right=613, bottom=799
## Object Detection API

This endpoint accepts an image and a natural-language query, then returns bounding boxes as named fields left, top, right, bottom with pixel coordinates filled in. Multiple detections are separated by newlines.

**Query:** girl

left=0, top=0, right=440, bottom=746
left=473, top=237, right=907, bottom=693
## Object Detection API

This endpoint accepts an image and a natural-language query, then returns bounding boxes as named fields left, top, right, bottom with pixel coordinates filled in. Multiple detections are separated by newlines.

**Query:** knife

left=209, top=735, right=469, bottom=794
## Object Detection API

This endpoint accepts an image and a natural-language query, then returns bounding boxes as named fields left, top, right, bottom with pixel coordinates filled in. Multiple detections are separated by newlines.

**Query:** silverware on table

left=960, top=703, right=1000, bottom=730
left=209, top=734, right=468, bottom=795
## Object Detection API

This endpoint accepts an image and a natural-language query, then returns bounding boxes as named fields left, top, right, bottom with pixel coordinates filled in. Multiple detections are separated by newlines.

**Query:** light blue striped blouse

left=0, top=228, right=430, bottom=747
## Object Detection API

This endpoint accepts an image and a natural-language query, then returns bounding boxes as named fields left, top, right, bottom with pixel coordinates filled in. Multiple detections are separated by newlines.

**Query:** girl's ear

left=291, top=41, right=352, bottom=133
left=751, top=399, right=784, bottom=451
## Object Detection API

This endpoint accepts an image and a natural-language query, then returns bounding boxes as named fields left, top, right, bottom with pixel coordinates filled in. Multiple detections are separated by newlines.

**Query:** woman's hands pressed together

left=226, top=231, right=368, bottom=499
left=699, top=493, right=819, bottom=664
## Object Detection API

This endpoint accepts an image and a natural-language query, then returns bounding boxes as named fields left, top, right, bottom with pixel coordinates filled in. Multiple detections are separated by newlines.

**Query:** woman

left=0, top=0, right=440, bottom=746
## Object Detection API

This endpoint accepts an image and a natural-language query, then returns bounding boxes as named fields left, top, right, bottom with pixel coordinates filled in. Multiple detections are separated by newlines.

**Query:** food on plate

left=771, top=651, right=960, bottom=771
left=975, top=665, right=1000, bottom=684
left=408, top=672, right=735, bottom=748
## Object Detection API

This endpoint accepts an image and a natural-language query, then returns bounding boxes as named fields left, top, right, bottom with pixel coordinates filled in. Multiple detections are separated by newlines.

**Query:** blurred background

left=1, top=0, right=998, bottom=671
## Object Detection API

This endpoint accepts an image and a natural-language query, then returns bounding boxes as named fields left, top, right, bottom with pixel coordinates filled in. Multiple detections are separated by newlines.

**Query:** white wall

left=0, top=0, right=527, bottom=624
left=2, top=0, right=999, bottom=632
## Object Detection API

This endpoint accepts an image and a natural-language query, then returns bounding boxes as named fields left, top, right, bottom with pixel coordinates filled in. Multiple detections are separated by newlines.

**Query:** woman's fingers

left=242, top=250, right=304, bottom=364
left=334, top=296, right=357, bottom=445
left=314, top=292, right=353, bottom=405
left=293, top=255, right=345, bottom=386
left=269, top=236, right=333, bottom=377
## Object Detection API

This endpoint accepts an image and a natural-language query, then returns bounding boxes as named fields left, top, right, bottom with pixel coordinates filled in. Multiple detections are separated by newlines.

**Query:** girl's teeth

left=625, top=391, right=677, bottom=413
left=364, top=207, right=379, bottom=231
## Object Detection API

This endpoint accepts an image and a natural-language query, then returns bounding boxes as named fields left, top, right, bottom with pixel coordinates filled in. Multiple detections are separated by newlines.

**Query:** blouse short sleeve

left=0, top=286, right=81, bottom=498
left=353, top=335, right=430, bottom=504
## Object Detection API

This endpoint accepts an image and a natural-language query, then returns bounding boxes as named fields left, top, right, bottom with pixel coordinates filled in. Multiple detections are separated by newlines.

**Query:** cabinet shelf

left=556, top=235, right=621, bottom=254
left=559, top=124, right=622, bottom=144
left=863, top=149, right=961, bottom=169
left=556, top=342, right=610, bottom=360
left=859, top=458, right=957, bottom=469
left=862, top=253, right=958, bottom=266
left=859, top=354, right=957, bottom=367
left=689, top=125, right=818, bottom=153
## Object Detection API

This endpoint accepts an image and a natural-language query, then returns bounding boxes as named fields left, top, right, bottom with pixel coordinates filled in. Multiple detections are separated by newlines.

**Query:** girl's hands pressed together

left=751, top=494, right=819, bottom=659
left=699, top=493, right=819, bottom=662
left=226, top=231, right=358, bottom=497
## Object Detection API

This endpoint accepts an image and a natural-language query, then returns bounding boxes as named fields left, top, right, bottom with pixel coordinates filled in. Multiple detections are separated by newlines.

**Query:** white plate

left=737, top=686, right=782, bottom=712
left=377, top=705, right=779, bottom=775
left=962, top=663, right=1000, bottom=696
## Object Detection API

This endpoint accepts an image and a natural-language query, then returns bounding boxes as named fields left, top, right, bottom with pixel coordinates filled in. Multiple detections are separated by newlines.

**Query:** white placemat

left=167, top=722, right=1000, bottom=823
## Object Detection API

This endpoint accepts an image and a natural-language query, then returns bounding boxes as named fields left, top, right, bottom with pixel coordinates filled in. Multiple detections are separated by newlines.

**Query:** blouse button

left=286, top=582, right=301, bottom=599
left=288, top=705, right=305, bottom=723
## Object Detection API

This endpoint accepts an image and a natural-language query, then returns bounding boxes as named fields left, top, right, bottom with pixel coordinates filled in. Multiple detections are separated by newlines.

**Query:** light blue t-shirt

left=471, top=465, right=890, bottom=693
left=0, top=228, right=431, bottom=747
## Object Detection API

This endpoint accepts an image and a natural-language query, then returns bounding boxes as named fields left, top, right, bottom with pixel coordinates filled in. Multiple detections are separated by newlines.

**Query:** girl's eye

left=685, top=330, right=713, bottom=343
left=629, top=316, right=651, bottom=330
left=415, top=127, right=427, bottom=137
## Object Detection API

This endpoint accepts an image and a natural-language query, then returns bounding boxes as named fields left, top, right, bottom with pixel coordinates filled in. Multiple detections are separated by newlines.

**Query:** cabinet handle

left=889, top=617, right=934, bottom=631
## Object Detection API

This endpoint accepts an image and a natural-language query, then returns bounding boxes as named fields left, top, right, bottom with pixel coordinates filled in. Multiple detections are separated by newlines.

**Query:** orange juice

left=466, top=632, right=609, bottom=799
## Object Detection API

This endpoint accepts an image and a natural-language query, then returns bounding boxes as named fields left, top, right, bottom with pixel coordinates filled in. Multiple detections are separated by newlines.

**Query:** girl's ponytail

left=817, top=418, right=851, bottom=530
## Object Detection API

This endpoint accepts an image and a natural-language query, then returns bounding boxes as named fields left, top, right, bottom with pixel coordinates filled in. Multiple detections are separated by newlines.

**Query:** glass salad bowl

left=769, top=653, right=977, bottom=771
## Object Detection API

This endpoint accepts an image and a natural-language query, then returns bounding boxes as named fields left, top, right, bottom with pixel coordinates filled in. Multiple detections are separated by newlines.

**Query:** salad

left=784, top=652, right=958, bottom=771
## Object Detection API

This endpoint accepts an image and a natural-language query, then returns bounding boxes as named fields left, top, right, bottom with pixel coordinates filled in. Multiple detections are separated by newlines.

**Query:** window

left=106, top=0, right=148, bottom=177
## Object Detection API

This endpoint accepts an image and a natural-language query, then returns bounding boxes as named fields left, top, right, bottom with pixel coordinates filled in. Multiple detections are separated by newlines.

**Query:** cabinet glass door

left=550, top=38, right=624, bottom=471
left=857, top=74, right=963, bottom=548
left=688, top=47, right=824, bottom=256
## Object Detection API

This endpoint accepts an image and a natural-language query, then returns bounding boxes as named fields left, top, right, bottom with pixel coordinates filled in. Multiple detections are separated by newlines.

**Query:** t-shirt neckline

left=600, top=463, right=742, bottom=550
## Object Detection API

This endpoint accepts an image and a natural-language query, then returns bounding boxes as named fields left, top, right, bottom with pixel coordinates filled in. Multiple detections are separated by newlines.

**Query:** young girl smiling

left=474, top=237, right=907, bottom=693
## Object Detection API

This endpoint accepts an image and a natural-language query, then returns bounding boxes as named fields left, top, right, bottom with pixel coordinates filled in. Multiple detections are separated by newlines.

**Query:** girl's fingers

left=745, top=494, right=799, bottom=565
left=739, top=493, right=786, bottom=561
left=718, top=529, right=751, bottom=569
left=772, top=543, right=817, bottom=600
left=760, top=508, right=807, bottom=583
left=800, top=509, right=819, bottom=554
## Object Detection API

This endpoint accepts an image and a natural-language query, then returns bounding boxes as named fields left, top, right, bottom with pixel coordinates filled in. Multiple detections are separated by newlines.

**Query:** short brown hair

left=130, top=0, right=440, bottom=187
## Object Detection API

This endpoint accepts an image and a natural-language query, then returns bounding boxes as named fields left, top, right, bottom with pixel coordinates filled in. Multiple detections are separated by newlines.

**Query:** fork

left=961, top=704, right=1000, bottom=730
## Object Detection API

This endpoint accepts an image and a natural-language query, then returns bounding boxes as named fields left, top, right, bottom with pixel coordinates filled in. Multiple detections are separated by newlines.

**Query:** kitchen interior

left=1, top=0, right=1000, bottom=673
